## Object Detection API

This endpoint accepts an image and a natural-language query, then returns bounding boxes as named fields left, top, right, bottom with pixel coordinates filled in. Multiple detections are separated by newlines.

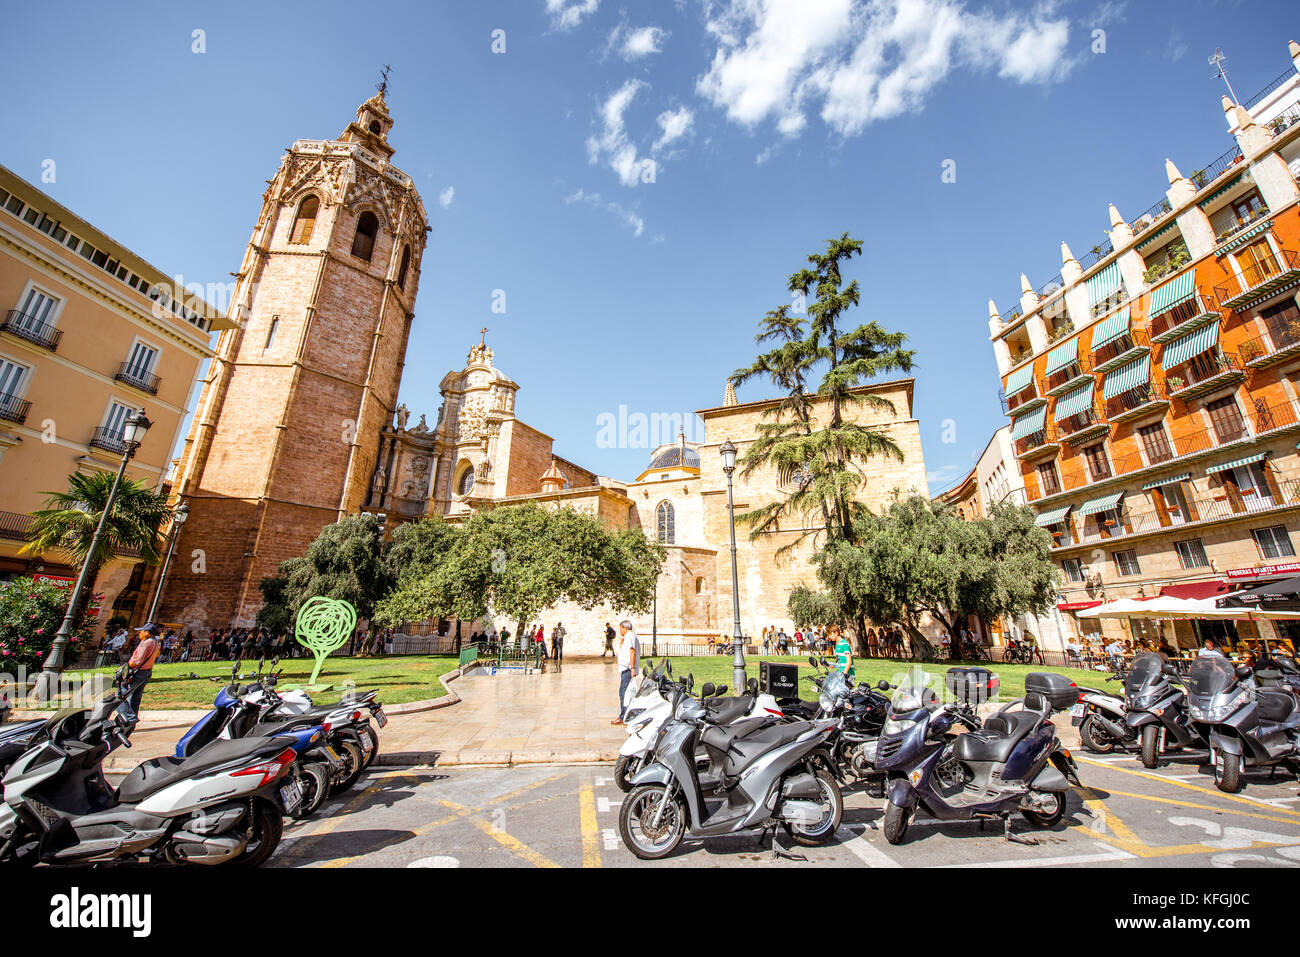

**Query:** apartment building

left=0, top=164, right=228, bottom=630
left=991, top=42, right=1300, bottom=652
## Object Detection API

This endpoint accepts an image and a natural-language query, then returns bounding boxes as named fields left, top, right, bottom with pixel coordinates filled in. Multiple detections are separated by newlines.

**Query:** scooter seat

left=117, top=735, right=293, bottom=803
left=721, top=721, right=816, bottom=777
left=1258, top=689, right=1297, bottom=723
left=953, top=710, right=1039, bottom=764
left=700, top=716, right=774, bottom=757
left=704, top=696, right=754, bottom=725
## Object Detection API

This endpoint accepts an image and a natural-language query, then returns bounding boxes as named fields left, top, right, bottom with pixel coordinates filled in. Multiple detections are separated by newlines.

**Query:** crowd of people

left=1074, top=633, right=1297, bottom=673
left=468, top=621, right=567, bottom=662
left=96, top=623, right=405, bottom=666
left=756, top=623, right=985, bottom=660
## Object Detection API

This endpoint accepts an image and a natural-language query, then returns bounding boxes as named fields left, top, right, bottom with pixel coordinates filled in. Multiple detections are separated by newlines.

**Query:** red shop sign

left=1225, top=562, right=1300, bottom=581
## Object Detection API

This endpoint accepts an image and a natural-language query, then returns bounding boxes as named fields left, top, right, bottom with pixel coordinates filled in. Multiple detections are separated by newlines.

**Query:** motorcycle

left=615, top=659, right=783, bottom=792
left=0, top=703, right=45, bottom=794
left=618, top=673, right=842, bottom=859
left=243, top=665, right=386, bottom=770
left=0, top=686, right=299, bottom=866
left=802, top=657, right=891, bottom=794
left=875, top=670, right=1081, bottom=845
left=1186, top=655, right=1300, bottom=793
left=1071, top=671, right=1138, bottom=754
left=1123, top=652, right=1205, bottom=768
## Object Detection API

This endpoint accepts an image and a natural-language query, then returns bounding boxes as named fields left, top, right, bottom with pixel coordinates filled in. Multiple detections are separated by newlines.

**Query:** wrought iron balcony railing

left=0, top=392, right=31, bottom=425
left=1215, top=248, right=1300, bottom=311
left=114, top=362, right=161, bottom=395
left=0, top=310, right=63, bottom=351
left=88, top=426, right=126, bottom=454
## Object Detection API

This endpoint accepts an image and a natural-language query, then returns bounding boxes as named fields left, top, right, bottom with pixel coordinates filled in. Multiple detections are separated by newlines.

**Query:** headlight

left=883, top=716, right=918, bottom=736
left=625, top=708, right=645, bottom=723
left=631, top=717, right=653, bottom=734
left=1190, top=687, right=1253, bottom=723
left=819, top=694, right=834, bottom=711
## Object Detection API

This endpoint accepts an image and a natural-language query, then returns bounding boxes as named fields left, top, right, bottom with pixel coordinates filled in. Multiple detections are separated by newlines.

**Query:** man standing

left=612, top=620, right=640, bottom=726
left=603, top=622, right=616, bottom=660
left=118, top=623, right=162, bottom=727
left=552, top=622, right=566, bottom=662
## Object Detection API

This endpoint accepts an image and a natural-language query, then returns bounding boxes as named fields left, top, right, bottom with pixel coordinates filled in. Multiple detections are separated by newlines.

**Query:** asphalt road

left=269, top=749, right=1300, bottom=868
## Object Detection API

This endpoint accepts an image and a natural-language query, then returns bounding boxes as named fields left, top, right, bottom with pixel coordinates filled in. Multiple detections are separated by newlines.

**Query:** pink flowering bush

left=0, top=577, right=95, bottom=672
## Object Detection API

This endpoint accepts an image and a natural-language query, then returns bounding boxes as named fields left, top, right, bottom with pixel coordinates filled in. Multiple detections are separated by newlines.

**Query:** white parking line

left=940, top=846, right=1134, bottom=868
left=597, top=796, right=618, bottom=814
left=603, top=827, right=619, bottom=851
left=836, top=826, right=900, bottom=867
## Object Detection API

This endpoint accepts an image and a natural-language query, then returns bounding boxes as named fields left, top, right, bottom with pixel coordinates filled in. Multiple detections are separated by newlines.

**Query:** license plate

left=280, top=779, right=303, bottom=809
left=1070, top=703, right=1085, bottom=717
left=374, top=707, right=387, bottom=728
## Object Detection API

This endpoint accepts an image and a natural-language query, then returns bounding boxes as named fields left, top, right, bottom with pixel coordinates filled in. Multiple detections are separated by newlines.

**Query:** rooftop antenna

left=377, top=64, right=392, bottom=98
left=1209, top=48, right=1239, bottom=105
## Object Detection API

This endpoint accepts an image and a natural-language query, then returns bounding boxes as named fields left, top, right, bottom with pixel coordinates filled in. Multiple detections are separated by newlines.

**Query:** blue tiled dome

left=648, top=447, right=701, bottom=470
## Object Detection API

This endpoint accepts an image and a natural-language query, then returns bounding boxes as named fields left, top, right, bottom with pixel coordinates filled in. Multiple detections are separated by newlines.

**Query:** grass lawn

left=641, top=654, right=1102, bottom=704
left=53, top=655, right=463, bottom=710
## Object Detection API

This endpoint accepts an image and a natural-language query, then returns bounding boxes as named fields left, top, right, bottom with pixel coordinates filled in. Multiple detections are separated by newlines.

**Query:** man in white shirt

left=612, top=620, right=640, bottom=726
left=1198, top=639, right=1224, bottom=658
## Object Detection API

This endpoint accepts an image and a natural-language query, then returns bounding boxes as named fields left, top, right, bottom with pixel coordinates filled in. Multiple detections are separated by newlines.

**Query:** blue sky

left=2, top=0, right=1296, bottom=492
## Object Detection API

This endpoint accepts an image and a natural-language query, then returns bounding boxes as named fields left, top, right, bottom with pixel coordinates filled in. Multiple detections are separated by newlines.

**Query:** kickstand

left=768, top=826, right=808, bottom=862
left=1002, top=814, right=1038, bottom=846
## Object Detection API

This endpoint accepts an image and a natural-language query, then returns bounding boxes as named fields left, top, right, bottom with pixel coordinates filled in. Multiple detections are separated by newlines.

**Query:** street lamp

left=35, top=408, right=152, bottom=701
left=720, top=439, right=745, bottom=695
left=146, top=501, right=189, bottom=623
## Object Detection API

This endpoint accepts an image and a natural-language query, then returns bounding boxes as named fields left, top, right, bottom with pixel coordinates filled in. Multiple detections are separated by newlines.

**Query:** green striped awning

left=1035, top=505, right=1072, bottom=527
left=1207, top=453, right=1267, bottom=475
left=1053, top=381, right=1095, bottom=422
left=1218, top=221, right=1271, bottom=253
left=1141, top=472, right=1191, bottom=491
left=1136, top=222, right=1178, bottom=249
left=1044, top=338, right=1079, bottom=376
left=1004, top=363, right=1035, bottom=396
left=1079, top=490, right=1125, bottom=516
left=1198, top=174, right=1244, bottom=208
left=1090, top=307, right=1131, bottom=350
left=1161, top=320, right=1220, bottom=370
left=1010, top=405, right=1048, bottom=440
left=1086, top=262, right=1123, bottom=305
left=1148, top=270, right=1194, bottom=316
left=1102, top=355, right=1151, bottom=399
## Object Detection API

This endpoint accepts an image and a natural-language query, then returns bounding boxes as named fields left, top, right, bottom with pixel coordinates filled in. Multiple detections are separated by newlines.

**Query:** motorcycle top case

left=760, top=661, right=800, bottom=698
left=1024, top=671, right=1080, bottom=711
left=945, top=667, right=999, bottom=705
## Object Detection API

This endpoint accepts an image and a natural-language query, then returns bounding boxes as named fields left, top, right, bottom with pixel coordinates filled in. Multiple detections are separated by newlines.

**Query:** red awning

left=1158, top=581, right=1231, bottom=600
left=1058, top=600, right=1102, bottom=611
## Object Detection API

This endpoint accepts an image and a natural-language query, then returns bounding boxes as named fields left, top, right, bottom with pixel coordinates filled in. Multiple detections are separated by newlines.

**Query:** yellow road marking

left=319, top=801, right=479, bottom=869
left=1100, top=788, right=1300, bottom=827
left=466, top=810, right=561, bottom=867
left=488, top=770, right=571, bottom=806
left=277, top=771, right=422, bottom=862
left=1074, top=796, right=1300, bottom=860
left=1074, top=755, right=1300, bottom=820
left=579, top=779, right=601, bottom=868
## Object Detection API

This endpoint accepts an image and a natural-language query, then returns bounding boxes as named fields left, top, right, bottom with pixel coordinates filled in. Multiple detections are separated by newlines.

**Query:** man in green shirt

left=831, top=625, right=855, bottom=685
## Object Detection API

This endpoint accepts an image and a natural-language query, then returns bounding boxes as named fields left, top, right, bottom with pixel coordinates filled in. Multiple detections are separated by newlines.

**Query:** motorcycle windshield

left=1124, top=653, right=1163, bottom=697
left=1186, top=656, right=1235, bottom=697
left=820, top=671, right=846, bottom=701
left=892, top=683, right=926, bottom=713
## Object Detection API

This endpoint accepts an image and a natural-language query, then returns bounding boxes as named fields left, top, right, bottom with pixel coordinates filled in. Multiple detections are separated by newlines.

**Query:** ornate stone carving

left=457, top=394, right=489, bottom=442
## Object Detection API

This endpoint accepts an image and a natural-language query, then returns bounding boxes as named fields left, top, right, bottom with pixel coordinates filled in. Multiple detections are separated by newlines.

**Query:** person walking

left=602, top=622, right=616, bottom=660
left=831, top=624, right=855, bottom=685
left=534, top=624, right=548, bottom=660
left=612, top=620, right=640, bottom=726
left=117, top=622, right=162, bottom=727
left=552, top=622, right=566, bottom=662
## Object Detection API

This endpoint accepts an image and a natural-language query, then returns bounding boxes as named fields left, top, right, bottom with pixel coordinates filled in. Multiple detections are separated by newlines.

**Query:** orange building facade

left=991, top=43, right=1300, bottom=651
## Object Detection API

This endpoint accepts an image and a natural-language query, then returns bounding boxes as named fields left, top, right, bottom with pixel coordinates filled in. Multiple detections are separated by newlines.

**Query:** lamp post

left=146, top=502, right=188, bottom=623
left=35, top=408, right=152, bottom=701
left=720, top=439, right=745, bottom=695
left=652, top=575, right=658, bottom=659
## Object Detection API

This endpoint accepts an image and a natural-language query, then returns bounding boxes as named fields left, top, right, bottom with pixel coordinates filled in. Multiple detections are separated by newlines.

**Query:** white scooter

left=615, top=659, right=783, bottom=791
left=1071, top=673, right=1137, bottom=753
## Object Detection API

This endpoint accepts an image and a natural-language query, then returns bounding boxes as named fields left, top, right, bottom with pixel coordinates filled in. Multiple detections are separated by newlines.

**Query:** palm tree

left=23, top=471, right=176, bottom=621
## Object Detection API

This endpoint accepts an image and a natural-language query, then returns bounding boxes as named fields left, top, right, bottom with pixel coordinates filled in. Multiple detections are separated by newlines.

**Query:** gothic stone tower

left=162, top=91, right=428, bottom=629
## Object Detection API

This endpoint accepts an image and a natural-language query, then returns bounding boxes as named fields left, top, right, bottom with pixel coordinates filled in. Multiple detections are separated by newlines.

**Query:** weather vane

left=377, top=64, right=392, bottom=97
left=1209, top=48, right=1238, bottom=105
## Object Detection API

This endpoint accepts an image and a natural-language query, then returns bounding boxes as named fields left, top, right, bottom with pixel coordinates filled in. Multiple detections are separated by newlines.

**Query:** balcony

left=1092, top=328, right=1151, bottom=374
left=1105, top=382, right=1169, bottom=424
left=1238, top=318, right=1300, bottom=369
left=0, top=310, right=63, bottom=352
left=88, top=426, right=127, bottom=454
left=1002, top=386, right=1046, bottom=416
left=114, top=362, right=161, bottom=395
left=1216, top=248, right=1300, bottom=311
left=1045, top=357, right=1093, bottom=397
left=0, top=392, right=31, bottom=425
left=1014, top=424, right=1059, bottom=461
left=1213, top=208, right=1271, bottom=249
left=1056, top=404, right=1109, bottom=445
left=1149, top=291, right=1221, bottom=343
left=1131, top=198, right=1173, bottom=238
left=0, top=510, right=34, bottom=542
left=1165, top=351, right=1245, bottom=401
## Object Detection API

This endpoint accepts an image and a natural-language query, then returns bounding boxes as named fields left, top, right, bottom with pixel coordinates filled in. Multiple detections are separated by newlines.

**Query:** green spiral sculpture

left=295, top=596, right=357, bottom=686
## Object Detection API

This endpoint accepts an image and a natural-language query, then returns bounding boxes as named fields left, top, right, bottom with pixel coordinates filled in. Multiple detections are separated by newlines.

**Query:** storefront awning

left=1161, top=320, right=1220, bottom=370
left=1217, top=221, right=1271, bottom=253
left=1102, top=354, right=1151, bottom=398
left=1004, top=362, right=1034, bottom=396
left=1079, top=490, right=1125, bottom=516
left=1044, top=338, right=1080, bottom=376
left=1206, top=452, right=1267, bottom=475
left=1010, top=405, right=1047, bottom=440
left=1086, top=262, right=1122, bottom=305
left=1141, top=472, right=1190, bottom=491
left=1035, top=505, right=1072, bottom=527
left=1148, top=269, right=1194, bottom=316
left=1159, top=581, right=1232, bottom=600
left=1090, top=307, right=1131, bottom=350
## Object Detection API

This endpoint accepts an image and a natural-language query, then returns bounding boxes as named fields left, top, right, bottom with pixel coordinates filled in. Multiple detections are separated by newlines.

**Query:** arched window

left=397, top=244, right=411, bottom=290
left=368, top=120, right=382, bottom=135
left=457, top=465, right=475, bottom=497
left=289, top=195, right=318, bottom=245
left=656, top=501, right=675, bottom=544
left=350, top=211, right=379, bottom=262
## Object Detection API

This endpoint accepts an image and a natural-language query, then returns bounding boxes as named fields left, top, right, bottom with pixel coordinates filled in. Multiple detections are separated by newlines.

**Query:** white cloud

left=438, top=186, right=455, bottom=208
left=565, top=187, right=646, bottom=237
left=927, top=463, right=962, bottom=488
left=586, top=80, right=658, bottom=186
left=622, top=25, right=668, bottom=58
left=546, top=0, right=599, bottom=31
left=697, top=0, right=1075, bottom=138
left=652, top=106, right=694, bottom=151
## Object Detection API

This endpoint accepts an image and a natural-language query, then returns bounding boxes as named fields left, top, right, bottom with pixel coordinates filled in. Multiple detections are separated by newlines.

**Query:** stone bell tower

left=162, top=87, right=429, bottom=629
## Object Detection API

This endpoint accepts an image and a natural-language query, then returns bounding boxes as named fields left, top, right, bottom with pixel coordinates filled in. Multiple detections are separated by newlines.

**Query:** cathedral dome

left=647, top=446, right=700, bottom=470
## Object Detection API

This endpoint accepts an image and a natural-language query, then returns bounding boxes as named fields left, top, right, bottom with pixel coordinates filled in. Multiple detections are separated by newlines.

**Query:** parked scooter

left=1123, top=652, right=1204, bottom=768
left=1072, top=672, right=1138, bottom=754
left=875, top=670, right=1081, bottom=845
left=243, top=664, right=387, bottom=769
left=0, top=686, right=298, bottom=866
left=618, top=673, right=842, bottom=859
left=0, top=699, right=45, bottom=793
left=1186, top=654, right=1300, bottom=792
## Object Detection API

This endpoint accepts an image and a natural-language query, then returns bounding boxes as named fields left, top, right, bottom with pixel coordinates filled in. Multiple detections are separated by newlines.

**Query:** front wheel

left=1079, top=714, right=1114, bottom=754
left=1214, top=749, right=1242, bottom=793
left=1140, top=725, right=1160, bottom=769
left=782, top=770, right=843, bottom=846
left=225, top=800, right=283, bottom=868
left=330, top=739, right=366, bottom=795
left=1020, top=791, right=1065, bottom=828
left=883, top=800, right=912, bottom=845
left=613, top=754, right=641, bottom=793
left=619, top=785, right=686, bottom=860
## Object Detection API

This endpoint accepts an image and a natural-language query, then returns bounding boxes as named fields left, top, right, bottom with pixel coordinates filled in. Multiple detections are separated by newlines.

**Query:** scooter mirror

left=715, top=685, right=728, bottom=697
left=1161, top=662, right=1177, bottom=676
left=747, top=678, right=758, bottom=695
left=878, top=680, right=890, bottom=691
left=808, top=656, right=818, bottom=667
left=1236, top=665, right=1253, bottom=680
left=701, top=682, right=716, bottom=698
